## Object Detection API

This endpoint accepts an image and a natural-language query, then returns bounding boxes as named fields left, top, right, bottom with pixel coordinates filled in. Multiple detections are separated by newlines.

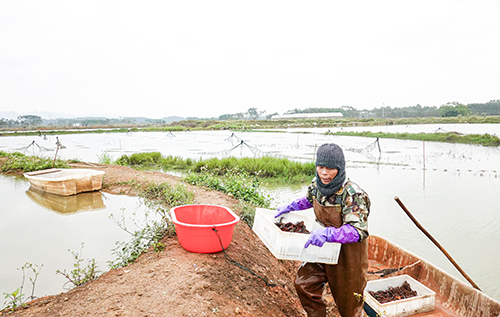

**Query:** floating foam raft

left=24, top=168, right=105, bottom=196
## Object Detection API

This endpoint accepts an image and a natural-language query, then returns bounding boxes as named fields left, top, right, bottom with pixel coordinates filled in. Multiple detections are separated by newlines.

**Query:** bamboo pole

left=52, top=143, right=60, bottom=168
left=394, top=196, right=481, bottom=291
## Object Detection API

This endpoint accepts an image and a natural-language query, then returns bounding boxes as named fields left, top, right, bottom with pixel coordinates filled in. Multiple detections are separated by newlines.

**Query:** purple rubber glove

left=274, top=196, right=313, bottom=218
left=304, top=224, right=360, bottom=248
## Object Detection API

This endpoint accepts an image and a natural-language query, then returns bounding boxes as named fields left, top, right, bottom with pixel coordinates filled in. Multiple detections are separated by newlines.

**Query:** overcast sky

left=1, top=1, right=499, bottom=119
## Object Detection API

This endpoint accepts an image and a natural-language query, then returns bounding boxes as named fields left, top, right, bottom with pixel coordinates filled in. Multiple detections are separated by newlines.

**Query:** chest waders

left=294, top=198, right=368, bottom=317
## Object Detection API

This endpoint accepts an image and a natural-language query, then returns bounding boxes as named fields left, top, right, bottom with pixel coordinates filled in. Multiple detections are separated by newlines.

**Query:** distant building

left=270, top=112, right=343, bottom=119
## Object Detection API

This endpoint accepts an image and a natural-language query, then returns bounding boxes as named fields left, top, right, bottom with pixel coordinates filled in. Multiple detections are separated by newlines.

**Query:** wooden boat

left=24, top=168, right=105, bottom=196
left=366, top=234, right=500, bottom=317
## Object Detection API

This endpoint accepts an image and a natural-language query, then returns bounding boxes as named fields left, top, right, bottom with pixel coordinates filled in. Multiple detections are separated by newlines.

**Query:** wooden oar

left=394, top=196, right=482, bottom=291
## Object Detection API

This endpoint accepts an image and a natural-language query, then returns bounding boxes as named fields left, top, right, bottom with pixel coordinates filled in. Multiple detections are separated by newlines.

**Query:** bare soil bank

left=1, top=163, right=341, bottom=316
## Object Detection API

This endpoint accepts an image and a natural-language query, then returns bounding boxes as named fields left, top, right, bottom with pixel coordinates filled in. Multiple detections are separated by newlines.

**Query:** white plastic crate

left=252, top=208, right=341, bottom=264
left=363, top=274, right=436, bottom=317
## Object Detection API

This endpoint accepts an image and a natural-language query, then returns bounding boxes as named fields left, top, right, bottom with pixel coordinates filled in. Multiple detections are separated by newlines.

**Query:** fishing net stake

left=212, top=226, right=280, bottom=287
left=52, top=137, right=63, bottom=168
left=224, top=133, right=241, bottom=142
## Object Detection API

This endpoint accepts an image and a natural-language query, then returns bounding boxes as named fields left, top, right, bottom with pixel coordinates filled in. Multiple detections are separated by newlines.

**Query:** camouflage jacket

left=306, top=178, right=370, bottom=241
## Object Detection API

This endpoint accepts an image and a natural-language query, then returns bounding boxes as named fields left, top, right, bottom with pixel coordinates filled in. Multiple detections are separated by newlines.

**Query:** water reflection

left=0, top=174, right=152, bottom=303
left=422, top=169, right=426, bottom=191
left=25, top=188, right=105, bottom=214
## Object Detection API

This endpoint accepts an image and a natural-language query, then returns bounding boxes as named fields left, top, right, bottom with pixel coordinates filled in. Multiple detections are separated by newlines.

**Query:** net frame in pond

left=344, top=138, right=382, bottom=155
left=15, top=140, right=56, bottom=155
left=200, top=139, right=283, bottom=158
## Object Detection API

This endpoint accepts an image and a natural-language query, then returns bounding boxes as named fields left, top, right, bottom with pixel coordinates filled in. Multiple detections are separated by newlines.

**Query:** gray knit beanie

left=315, top=143, right=345, bottom=170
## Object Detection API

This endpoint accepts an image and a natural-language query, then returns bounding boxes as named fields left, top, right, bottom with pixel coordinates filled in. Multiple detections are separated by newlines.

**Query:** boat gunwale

left=24, top=168, right=105, bottom=182
left=368, top=234, right=500, bottom=317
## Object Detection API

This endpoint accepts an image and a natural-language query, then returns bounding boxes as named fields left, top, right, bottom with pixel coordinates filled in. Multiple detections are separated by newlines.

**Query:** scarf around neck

left=315, top=169, right=346, bottom=197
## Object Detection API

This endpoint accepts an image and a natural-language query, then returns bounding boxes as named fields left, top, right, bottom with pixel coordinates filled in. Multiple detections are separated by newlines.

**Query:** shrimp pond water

left=1, top=123, right=499, bottom=306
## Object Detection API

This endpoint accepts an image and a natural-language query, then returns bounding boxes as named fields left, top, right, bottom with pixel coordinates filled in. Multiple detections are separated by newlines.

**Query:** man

left=275, top=143, right=370, bottom=317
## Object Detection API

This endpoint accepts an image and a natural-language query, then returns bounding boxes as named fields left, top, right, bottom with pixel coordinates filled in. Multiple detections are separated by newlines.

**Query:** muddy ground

left=1, top=163, right=342, bottom=317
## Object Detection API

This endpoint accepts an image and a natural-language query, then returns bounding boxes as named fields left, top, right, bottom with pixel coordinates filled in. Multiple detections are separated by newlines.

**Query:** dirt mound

left=3, top=163, right=323, bottom=317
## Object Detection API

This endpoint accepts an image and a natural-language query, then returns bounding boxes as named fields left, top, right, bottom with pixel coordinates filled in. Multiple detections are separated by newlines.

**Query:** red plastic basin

left=170, top=205, right=240, bottom=253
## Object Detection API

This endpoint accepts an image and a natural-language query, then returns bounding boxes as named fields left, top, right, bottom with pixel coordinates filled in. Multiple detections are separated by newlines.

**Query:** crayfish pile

left=275, top=217, right=310, bottom=234
left=368, top=281, right=417, bottom=303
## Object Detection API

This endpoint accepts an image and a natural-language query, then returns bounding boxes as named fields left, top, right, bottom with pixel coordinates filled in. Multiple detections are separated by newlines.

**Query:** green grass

left=113, top=152, right=315, bottom=183
left=191, top=156, right=315, bottom=181
left=183, top=170, right=271, bottom=208
left=115, top=152, right=195, bottom=171
left=138, top=182, right=195, bottom=209
left=0, top=151, right=69, bottom=172
left=110, top=153, right=279, bottom=224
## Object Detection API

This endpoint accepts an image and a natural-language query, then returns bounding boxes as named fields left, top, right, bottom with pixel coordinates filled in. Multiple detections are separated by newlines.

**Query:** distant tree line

left=468, top=100, right=500, bottom=116
left=367, top=100, right=500, bottom=118
left=0, top=115, right=43, bottom=128
left=219, top=107, right=268, bottom=120
left=0, top=115, right=168, bottom=128
left=218, top=100, right=500, bottom=120
left=2, top=100, right=499, bottom=128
